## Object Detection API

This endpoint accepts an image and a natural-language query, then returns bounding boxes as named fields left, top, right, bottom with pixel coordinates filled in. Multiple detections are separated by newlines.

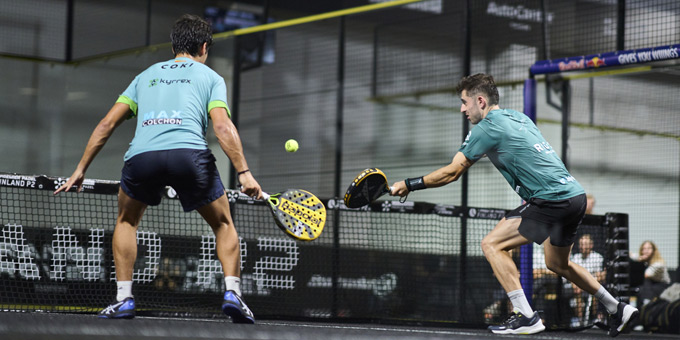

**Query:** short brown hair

left=456, top=73, right=500, bottom=106
left=171, top=14, right=213, bottom=57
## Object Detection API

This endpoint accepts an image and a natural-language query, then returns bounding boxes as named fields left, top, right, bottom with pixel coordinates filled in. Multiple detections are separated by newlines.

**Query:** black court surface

left=0, top=312, right=676, bottom=340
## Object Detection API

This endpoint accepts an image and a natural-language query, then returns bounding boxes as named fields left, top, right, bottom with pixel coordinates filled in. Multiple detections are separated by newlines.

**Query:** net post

left=331, top=16, right=346, bottom=319
left=228, top=36, right=242, bottom=190
left=560, top=79, right=571, bottom=169
left=520, top=77, right=537, bottom=305
left=616, top=0, right=626, bottom=51
left=523, top=77, right=537, bottom=121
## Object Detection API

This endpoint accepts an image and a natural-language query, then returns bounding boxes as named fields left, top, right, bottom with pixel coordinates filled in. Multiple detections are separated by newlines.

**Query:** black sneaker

left=222, top=290, right=255, bottom=324
left=98, top=297, right=135, bottom=319
left=487, top=311, right=545, bottom=334
left=608, top=302, right=638, bottom=337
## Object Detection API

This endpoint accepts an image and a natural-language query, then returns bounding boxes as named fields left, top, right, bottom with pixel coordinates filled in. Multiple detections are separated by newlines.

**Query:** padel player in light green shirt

left=55, top=14, right=260, bottom=324
left=389, top=73, right=637, bottom=337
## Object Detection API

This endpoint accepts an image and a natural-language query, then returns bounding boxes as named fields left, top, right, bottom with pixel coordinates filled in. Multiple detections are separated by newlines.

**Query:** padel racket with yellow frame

left=262, top=189, right=326, bottom=241
left=344, top=168, right=393, bottom=208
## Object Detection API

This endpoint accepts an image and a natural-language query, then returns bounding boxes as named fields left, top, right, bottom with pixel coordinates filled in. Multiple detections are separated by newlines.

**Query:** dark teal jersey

left=459, top=109, right=584, bottom=201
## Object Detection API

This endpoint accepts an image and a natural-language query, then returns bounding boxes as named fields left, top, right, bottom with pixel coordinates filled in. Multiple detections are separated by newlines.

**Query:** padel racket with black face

left=344, top=168, right=391, bottom=208
left=262, top=189, right=326, bottom=241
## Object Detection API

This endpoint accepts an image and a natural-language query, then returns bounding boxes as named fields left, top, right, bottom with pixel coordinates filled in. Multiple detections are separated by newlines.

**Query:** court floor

left=0, top=312, right=674, bottom=340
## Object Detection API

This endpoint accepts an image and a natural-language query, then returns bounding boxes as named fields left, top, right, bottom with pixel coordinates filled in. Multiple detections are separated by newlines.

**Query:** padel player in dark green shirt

left=390, top=73, right=637, bottom=337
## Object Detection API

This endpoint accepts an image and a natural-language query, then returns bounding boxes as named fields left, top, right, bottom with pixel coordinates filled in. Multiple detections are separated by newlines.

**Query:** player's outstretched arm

left=390, top=151, right=473, bottom=196
left=209, top=107, right=262, bottom=199
left=425, top=151, right=474, bottom=187
left=54, top=102, right=131, bottom=194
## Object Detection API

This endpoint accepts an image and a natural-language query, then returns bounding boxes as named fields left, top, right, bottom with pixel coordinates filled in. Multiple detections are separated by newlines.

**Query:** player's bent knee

left=481, top=237, right=497, bottom=257
left=211, top=221, right=234, bottom=233
left=545, top=261, right=568, bottom=276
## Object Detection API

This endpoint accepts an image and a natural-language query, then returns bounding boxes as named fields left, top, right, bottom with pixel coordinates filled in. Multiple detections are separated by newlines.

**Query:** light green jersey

left=117, top=57, right=229, bottom=161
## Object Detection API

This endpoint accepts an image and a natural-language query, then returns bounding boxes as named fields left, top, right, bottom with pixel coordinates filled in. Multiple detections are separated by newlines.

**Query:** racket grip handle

left=261, top=192, right=270, bottom=200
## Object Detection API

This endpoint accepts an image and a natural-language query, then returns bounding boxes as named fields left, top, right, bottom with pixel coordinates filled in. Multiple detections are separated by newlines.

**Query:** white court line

left=258, top=321, right=485, bottom=337
left=256, top=322, right=575, bottom=339
left=136, top=317, right=571, bottom=339
left=138, top=317, right=477, bottom=336
left=137, top=316, right=227, bottom=323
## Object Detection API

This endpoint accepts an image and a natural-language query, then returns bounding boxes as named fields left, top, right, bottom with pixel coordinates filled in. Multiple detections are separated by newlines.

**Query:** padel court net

left=0, top=172, right=629, bottom=329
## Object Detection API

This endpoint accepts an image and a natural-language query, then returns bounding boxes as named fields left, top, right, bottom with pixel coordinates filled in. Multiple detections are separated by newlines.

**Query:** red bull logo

left=586, top=57, right=606, bottom=68
left=557, top=59, right=584, bottom=71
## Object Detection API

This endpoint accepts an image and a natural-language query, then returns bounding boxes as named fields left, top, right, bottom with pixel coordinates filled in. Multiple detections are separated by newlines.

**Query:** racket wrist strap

left=405, top=177, right=426, bottom=191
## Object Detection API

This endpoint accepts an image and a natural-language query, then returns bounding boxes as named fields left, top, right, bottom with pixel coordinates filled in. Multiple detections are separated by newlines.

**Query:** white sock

left=508, top=289, right=534, bottom=316
left=595, top=286, right=619, bottom=314
left=225, top=276, right=241, bottom=297
left=116, top=281, right=133, bottom=302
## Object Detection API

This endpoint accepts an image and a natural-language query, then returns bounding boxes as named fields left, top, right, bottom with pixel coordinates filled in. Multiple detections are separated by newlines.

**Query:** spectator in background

left=569, top=234, right=606, bottom=325
left=632, top=241, right=671, bottom=306
left=585, top=194, right=596, bottom=214
left=571, top=234, right=606, bottom=283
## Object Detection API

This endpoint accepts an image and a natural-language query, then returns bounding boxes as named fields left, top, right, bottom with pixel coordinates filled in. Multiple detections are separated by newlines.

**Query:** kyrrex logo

left=159, top=78, right=191, bottom=85
left=149, top=78, right=191, bottom=87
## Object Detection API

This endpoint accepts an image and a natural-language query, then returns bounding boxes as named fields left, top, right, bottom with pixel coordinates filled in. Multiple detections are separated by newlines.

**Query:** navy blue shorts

left=506, top=193, right=587, bottom=247
left=120, top=149, right=225, bottom=212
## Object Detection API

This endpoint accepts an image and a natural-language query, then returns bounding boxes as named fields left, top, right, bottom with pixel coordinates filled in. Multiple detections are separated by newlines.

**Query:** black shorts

left=120, top=148, right=225, bottom=212
left=506, top=193, right=587, bottom=247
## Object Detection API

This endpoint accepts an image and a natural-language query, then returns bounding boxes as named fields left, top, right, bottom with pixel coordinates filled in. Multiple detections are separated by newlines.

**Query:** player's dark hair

left=456, top=73, right=500, bottom=106
left=171, top=14, right=213, bottom=57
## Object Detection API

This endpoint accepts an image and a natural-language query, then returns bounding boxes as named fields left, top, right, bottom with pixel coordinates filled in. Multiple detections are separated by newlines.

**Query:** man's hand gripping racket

left=343, top=168, right=406, bottom=208
left=261, top=189, right=326, bottom=241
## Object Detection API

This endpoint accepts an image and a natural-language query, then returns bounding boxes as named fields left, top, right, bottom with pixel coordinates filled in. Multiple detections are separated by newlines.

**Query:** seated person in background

left=631, top=241, right=671, bottom=306
left=569, top=234, right=605, bottom=325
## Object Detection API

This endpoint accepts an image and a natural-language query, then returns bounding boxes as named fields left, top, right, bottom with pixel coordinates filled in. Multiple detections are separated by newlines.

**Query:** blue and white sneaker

left=488, top=311, right=545, bottom=334
left=98, top=297, right=135, bottom=319
left=222, top=290, right=255, bottom=324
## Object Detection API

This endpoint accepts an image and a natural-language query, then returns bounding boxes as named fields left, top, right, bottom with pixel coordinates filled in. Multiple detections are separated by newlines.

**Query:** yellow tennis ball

left=285, top=139, right=299, bottom=152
